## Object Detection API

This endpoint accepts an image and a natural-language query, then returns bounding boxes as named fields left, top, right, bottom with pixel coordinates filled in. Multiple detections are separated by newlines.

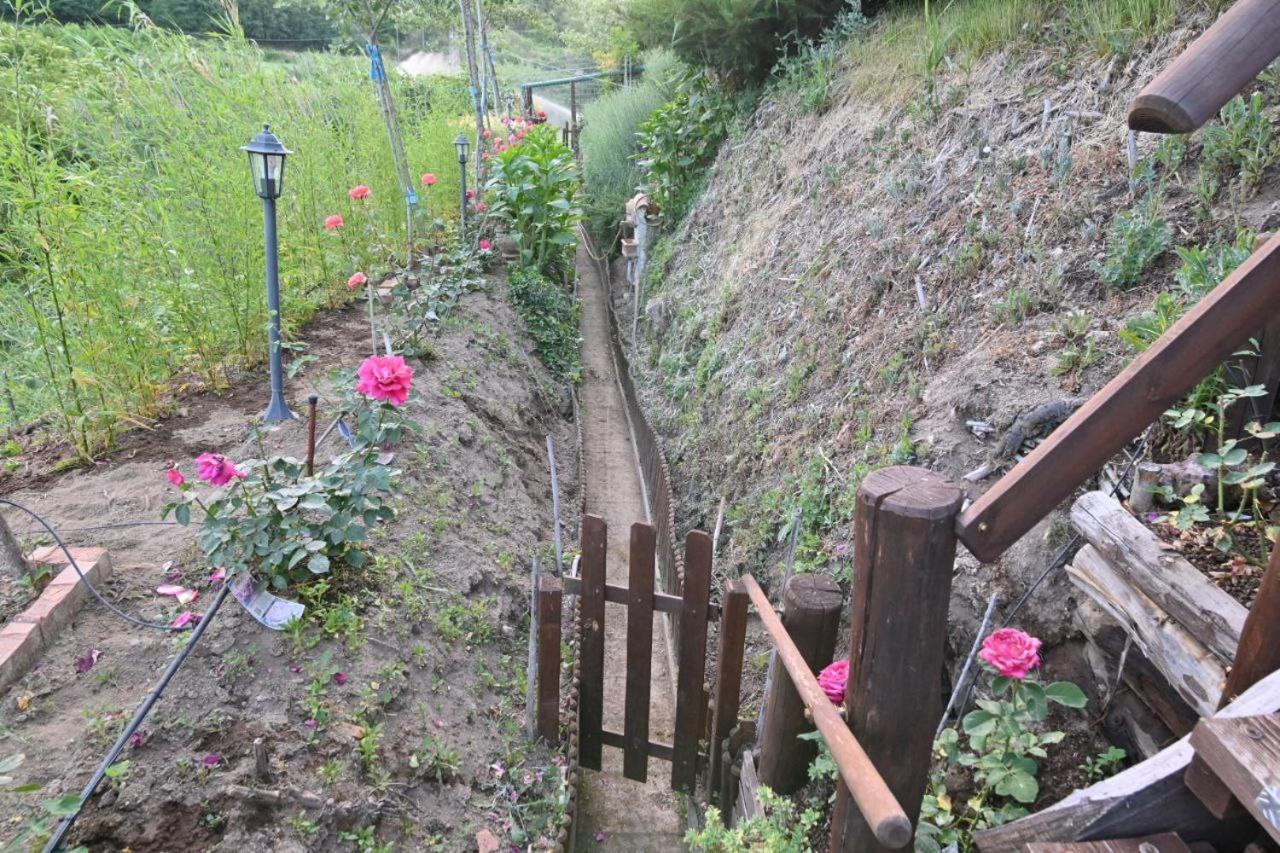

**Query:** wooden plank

left=560, top=575, right=719, bottom=619
left=1221, top=539, right=1280, bottom=706
left=1026, top=834, right=1191, bottom=853
left=738, top=749, right=761, bottom=823
left=671, top=530, right=713, bottom=794
left=599, top=727, right=675, bottom=762
left=1071, top=491, right=1246, bottom=663
left=973, top=668, right=1280, bottom=851
left=957, top=232, right=1280, bottom=562
left=1067, top=544, right=1226, bottom=717
left=831, top=467, right=961, bottom=852
left=1189, top=714, right=1280, bottom=843
left=1128, top=0, right=1280, bottom=133
left=623, top=522, right=655, bottom=782
left=536, top=576, right=562, bottom=745
left=708, top=580, right=748, bottom=805
left=742, top=574, right=913, bottom=849
left=578, top=514, right=607, bottom=771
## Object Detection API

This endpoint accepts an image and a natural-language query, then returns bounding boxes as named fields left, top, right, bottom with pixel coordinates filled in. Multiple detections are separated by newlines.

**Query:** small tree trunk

left=0, top=512, right=30, bottom=581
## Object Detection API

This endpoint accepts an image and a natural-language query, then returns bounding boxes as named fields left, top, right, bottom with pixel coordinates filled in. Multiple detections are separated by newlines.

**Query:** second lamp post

left=455, top=133, right=470, bottom=237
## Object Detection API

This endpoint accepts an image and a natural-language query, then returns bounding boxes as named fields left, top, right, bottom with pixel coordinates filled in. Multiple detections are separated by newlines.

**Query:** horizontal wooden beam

left=599, top=727, right=681, bottom=763
left=958, top=232, right=1280, bottom=562
left=741, top=574, right=912, bottom=849
left=1188, top=714, right=1280, bottom=844
left=562, top=575, right=720, bottom=621
left=1128, top=0, right=1280, bottom=134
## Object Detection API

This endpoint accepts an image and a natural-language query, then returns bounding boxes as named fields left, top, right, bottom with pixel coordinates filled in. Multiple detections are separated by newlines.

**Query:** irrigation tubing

left=43, top=583, right=231, bottom=853
left=0, top=498, right=184, bottom=633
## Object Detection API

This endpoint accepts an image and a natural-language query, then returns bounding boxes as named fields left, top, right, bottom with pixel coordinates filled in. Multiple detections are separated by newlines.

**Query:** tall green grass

left=0, top=21, right=469, bottom=454
left=578, top=49, right=678, bottom=243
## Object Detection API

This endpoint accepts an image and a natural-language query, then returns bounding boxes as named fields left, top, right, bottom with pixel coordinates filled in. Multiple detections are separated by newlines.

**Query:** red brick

left=0, top=621, right=43, bottom=690
left=16, top=585, right=77, bottom=638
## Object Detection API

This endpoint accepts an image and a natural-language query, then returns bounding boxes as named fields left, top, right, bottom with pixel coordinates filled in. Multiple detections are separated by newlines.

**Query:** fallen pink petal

left=202, top=753, right=222, bottom=768
left=155, top=584, right=185, bottom=596
left=128, top=731, right=147, bottom=749
left=176, top=588, right=199, bottom=605
left=208, top=567, right=226, bottom=584
left=332, top=672, right=348, bottom=685
left=170, top=611, right=199, bottom=630
left=75, top=649, right=101, bottom=674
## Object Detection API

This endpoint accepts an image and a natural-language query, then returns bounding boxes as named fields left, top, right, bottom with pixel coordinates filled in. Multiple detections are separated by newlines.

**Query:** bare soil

left=573, top=246, right=686, bottom=850
left=0, top=279, right=579, bottom=851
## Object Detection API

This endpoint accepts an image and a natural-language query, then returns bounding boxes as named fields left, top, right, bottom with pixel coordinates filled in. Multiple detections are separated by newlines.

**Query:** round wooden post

left=830, top=467, right=962, bottom=852
left=757, top=574, right=843, bottom=794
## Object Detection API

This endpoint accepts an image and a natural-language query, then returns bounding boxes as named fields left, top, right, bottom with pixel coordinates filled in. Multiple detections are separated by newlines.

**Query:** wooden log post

left=579, top=515, right=607, bottom=770
left=536, top=575, right=563, bottom=744
left=757, top=574, right=843, bottom=795
left=830, top=467, right=963, bottom=853
left=671, top=530, right=713, bottom=794
left=623, top=522, right=656, bottom=783
left=708, top=581, right=748, bottom=805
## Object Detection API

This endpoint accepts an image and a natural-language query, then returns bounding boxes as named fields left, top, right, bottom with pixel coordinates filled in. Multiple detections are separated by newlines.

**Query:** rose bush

left=163, top=355, right=415, bottom=589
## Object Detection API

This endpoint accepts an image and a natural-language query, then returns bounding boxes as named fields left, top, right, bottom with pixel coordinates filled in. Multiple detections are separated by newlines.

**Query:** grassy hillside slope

left=630, top=0, right=1280, bottom=645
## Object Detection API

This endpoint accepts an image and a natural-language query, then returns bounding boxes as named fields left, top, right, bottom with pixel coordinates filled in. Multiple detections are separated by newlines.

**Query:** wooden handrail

left=958, top=231, right=1280, bottom=562
left=1128, top=0, right=1280, bottom=134
left=740, top=575, right=912, bottom=849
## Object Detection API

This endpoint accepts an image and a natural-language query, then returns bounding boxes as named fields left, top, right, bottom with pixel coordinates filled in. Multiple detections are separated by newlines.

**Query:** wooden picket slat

left=623, top=522, right=656, bottom=782
left=536, top=576, right=562, bottom=745
left=708, top=580, right=748, bottom=804
left=560, top=575, right=719, bottom=619
left=671, top=530, right=713, bottom=793
left=579, top=514, right=607, bottom=770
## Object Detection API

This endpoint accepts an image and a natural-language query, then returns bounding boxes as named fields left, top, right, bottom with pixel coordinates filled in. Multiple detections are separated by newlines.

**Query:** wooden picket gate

left=535, top=514, right=724, bottom=792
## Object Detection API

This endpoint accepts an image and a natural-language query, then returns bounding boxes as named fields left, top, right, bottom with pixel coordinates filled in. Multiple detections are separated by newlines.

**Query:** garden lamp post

left=242, top=123, right=295, bottom=423
left=455, top=133, right=470, bottom=236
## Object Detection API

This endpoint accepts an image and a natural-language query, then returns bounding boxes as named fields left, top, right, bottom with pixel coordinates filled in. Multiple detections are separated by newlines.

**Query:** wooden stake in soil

left=830, top=466, right=962, bottom=852
left=757, top=574, right=842, bottom=795
left=0, top=512, right=30, bottom=581
left=536, top=575, right=563, bottom=745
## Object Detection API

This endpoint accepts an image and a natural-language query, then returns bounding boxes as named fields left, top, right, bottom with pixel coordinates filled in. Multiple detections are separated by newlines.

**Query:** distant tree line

left=46, top=0, right=338, bottom=45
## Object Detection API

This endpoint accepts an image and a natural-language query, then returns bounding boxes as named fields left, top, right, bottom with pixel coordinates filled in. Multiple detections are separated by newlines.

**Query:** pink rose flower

left=474, top=201, right=488, bottom=213
left=348, top=184, right=371, bottom=200
left=347, top=271, right=368, bottom=290
left=465, top=189, right=475, bottom=200
left=979, top=628, right=1042, bottom=680
left=482, top=128, right=492, bottom=139
left=479, top=239, right=492, bottom=251
left=817, top=659, right=849, bottom=705
left=166, top=465, right=185, bottom=487
left=324, top=214, right=344, bottom=230
left=421, top=173, right=438, bottom=186
left=356, top=354, right=414, bottom=406
left=195, top=453, right=246, bottom=487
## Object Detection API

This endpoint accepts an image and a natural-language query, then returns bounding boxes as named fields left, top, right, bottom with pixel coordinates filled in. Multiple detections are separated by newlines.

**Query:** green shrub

left=685, top=787, right=818, bottom=851
left=579, top=49, right=679, bottom=243
left=635, top=70, right=741, bottom=218
left=485, top=124, right=582, bottom=280
left=771, top=6, right=867, bottom=111
left=1095, top=193, right=1171, bottom=289
left=508, top=266, right=582, bottom=382
left=1199, top=93, right=1280, bottom=197
left=625, top=0, right=851, bottom=84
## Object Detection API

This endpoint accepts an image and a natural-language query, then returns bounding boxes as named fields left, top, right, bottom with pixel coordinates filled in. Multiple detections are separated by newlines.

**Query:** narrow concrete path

left=573, top=245, right=686, bottom=850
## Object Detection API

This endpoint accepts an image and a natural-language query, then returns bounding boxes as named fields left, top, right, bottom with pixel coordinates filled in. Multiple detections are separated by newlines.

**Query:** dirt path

left=574, top=246, right=686, bottom=850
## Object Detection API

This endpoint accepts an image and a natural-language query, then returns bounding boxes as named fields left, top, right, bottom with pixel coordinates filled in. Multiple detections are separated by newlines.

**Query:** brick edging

left=0, top=547, right=113, bottom=692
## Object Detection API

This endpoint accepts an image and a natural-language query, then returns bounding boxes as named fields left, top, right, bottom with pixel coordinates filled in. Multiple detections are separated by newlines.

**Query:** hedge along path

left=572, top=244, right=686, bottom=849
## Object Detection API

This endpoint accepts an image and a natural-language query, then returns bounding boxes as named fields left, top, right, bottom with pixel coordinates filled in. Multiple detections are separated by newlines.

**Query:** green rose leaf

left=1045, top=681, right=1087, bottom=708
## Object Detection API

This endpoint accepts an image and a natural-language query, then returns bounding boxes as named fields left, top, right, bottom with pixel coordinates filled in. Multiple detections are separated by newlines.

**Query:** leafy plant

left=1080, top=745, right=1126, bottom=782
left=1095, top=192, right=1170, bottom=289
left=485, top=124, right=582, bottom=280
left=635, top=71, right=741, bottom=219
left=165, top=367, right=412, bottom=589
left=508, top=266, right=582, bottom=382
left=1199, top=93, right=1280, bottom=197
left=1160, top=382, right=1279, bottom=558
left=685, top=787, right=819, bottom=851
